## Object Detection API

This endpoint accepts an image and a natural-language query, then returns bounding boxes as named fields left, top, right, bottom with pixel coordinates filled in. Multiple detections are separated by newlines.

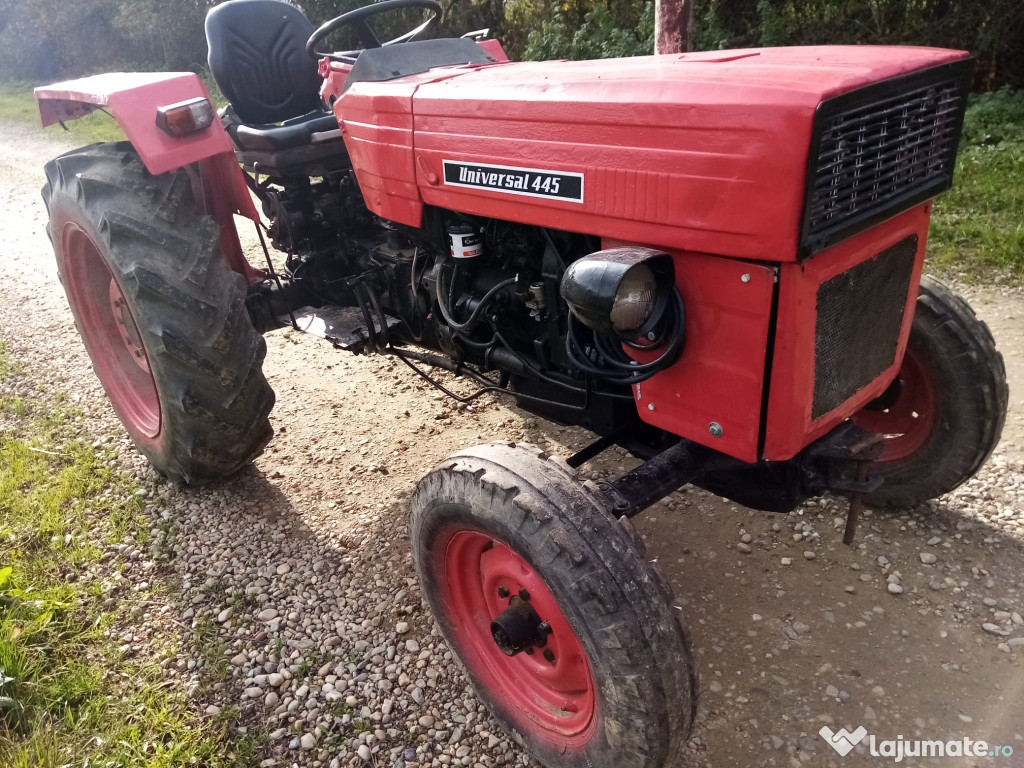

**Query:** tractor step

left=281, top=306, right=401, bottom=351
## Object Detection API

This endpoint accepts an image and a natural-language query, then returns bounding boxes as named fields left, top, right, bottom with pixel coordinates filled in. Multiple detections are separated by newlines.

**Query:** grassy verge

left=0, top=82, right=125, bottom=144
left=0, top=340, right=261, bottom=767
left=929, top=88, right=1024, bottom=283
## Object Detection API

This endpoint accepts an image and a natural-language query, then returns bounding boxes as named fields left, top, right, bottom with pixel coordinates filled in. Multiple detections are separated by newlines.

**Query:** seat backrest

left=206, top=0, right=323, bottom=125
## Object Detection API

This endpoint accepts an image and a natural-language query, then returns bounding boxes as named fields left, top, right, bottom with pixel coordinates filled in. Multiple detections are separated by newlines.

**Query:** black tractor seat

left=206, top=0, right=348, bottom=175
left=230, top=111, right=341, bottom=152
left=217, top=105, right=348, bottom=177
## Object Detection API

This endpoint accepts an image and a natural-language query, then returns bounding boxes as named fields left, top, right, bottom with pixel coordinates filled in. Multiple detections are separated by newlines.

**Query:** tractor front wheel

left=42, top=142, right=275, bottom=484
left=411, top=443, right=696, bottom=768
left=854, top=275, right=1008, bottom=507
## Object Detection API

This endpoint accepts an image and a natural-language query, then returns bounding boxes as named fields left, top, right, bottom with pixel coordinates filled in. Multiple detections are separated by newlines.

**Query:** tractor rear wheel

left=410, top=442, right=696, bottom=768
left=42, top=142, right=274, bottom=484
left=853, top=275, right=1007, bottom=507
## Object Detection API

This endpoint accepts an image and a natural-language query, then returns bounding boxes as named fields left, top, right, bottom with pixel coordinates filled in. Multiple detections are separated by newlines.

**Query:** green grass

left=0, top=340, right=262, bottom=767
left=928, top=89, right=1024, bottom=283
left=0, top=82, right=125, bottom=144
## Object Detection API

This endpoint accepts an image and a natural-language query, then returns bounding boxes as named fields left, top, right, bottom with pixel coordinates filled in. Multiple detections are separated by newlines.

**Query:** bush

left=960, top=88, right=1024, bottom=147
left=523, top=3, right=654, bottom=61
left=696, top=0, right=1024, bottom=90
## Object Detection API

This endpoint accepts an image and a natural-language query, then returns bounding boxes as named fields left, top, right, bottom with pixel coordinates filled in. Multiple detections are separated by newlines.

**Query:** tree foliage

left=696, top=0, right=1024, bottom=89
left=0, top=0, right=1019, bottom=89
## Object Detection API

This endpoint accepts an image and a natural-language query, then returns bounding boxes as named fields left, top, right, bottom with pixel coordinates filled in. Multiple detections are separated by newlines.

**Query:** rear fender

left=35, top=72, right=263, bottom=283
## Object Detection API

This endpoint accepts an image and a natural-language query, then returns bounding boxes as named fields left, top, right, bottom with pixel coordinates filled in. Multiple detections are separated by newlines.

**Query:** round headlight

left=609, top=264, right=657, bottom=334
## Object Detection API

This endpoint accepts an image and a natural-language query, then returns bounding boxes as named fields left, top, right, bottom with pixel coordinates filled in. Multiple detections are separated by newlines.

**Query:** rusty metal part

left=490, top=595, right=548, bottom=657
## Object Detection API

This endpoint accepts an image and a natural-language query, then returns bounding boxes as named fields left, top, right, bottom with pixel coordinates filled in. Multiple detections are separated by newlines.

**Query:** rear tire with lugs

left=411, top=442, right=697, bottom=768
left=42, top=142, right=274, bottom=484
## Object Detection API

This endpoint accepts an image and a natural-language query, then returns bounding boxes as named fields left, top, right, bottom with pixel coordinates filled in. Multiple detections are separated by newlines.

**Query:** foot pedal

left=281, top=306, right=401, bottom=351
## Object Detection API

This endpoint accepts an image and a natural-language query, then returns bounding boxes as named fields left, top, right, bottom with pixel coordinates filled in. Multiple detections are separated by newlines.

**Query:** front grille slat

left=800, top=60, right=971, bottom=255
left=814, top=119, right=961, bottom=178
left=820, top=91, right=962, bottom=133
left=812, top=236, right=919, bottom=419
left=812, top=144, right=958, bottom=199
left=809, top=145, right=958, bottom=212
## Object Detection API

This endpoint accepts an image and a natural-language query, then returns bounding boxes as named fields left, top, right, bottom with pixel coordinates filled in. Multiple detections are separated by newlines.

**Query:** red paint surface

left=851, top=346, right=937, bottom=462
left=762, top=204, right=930, bottom=460
left=60, top=222, right=162, bottom=443
left=476, top=39, right=509, bottom=62
left=35, top=72, right=262, bottom=282
left=337, top=45, right=966, bottom=255
left=620, top=247, right=776, bottom=463
left=437, top=528, right=597, bottom=746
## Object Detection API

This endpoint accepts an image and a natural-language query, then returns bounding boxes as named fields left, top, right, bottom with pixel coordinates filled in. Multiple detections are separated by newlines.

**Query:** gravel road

left=2, top=120, right=1023, bottom=768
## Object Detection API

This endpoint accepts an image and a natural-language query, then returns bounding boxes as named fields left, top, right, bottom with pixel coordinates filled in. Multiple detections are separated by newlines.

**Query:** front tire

left=42, top=143, right=275, bottom=484
left=411, top=442, right=696, bottom=768
left=854, top=275, right=1007, bottom=507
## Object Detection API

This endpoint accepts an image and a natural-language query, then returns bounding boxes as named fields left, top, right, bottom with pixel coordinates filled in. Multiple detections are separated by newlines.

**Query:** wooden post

left=655, top=0, right=693, bottom=54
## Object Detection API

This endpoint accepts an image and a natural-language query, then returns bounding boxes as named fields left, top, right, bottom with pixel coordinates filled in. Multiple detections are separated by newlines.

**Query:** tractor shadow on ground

left=628, top=470, right=1024, bottom=766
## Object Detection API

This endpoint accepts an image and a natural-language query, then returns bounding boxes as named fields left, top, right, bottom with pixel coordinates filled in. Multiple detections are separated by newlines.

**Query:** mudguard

left=35, top=72, right=262, bottom=283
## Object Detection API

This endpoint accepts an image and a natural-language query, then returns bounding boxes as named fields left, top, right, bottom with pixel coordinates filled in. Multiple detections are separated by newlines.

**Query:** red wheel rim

left=437, top=528, right=597, bottom=745
left=852, top=348, right=935, bottom=462
left=61, top=223, right=161, bottom=439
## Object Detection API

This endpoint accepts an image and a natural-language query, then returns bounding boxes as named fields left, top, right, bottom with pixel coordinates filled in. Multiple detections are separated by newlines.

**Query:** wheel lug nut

left=543, top=649, right=555, bottom=664
left=518, top=588, right=530, bottom=600
left=497, top=586, right=509, bottom=598
left=537, top=621, right=551, bottom=635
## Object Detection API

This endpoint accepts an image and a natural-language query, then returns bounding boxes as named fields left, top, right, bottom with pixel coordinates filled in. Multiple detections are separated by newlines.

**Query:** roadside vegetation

left=0, top=339, right=261, bottom=767
left=0, top=82, right=123, bottom=144
left=929, top=89, right=1024, bottom=282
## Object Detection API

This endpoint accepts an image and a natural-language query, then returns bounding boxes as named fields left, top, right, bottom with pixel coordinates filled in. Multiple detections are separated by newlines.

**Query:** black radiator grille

left=801, top=60, right=971, bottom=255
left=812, top=235, right=918, bottom=420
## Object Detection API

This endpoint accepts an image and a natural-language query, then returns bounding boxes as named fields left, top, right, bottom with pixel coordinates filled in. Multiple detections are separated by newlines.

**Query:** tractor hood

left=337, top=46, right=971, bottom=260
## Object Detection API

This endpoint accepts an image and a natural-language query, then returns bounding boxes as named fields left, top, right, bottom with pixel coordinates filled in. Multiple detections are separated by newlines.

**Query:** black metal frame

left=572, top=420, right=883, bottom=541
left=798, top=58, right=974, bottom=258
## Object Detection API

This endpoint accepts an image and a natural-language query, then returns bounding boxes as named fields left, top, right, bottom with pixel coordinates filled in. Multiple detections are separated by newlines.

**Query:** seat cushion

left=232, top=112, right=341, bottom=152
left=206, top=0, right=323, bottom=125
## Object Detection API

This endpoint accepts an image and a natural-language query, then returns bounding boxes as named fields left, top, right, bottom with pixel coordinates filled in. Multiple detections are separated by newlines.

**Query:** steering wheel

left=306, top=0, right=443, bottom=64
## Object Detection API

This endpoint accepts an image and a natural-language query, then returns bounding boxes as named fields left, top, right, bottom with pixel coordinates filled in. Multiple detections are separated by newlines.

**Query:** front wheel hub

left=490, top=595, right=548, bottom=656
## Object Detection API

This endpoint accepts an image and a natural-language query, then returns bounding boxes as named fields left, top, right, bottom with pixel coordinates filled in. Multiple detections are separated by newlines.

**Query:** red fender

left=35, top=72, right=263, bottom=283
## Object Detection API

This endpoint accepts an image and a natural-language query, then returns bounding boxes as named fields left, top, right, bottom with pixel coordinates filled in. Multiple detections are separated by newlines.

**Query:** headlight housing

left=560, top=248, right=674, bottom=340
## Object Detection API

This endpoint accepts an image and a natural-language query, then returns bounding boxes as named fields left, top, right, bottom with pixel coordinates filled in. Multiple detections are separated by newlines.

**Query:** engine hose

left=351, top=282, right=381, bottom=353
left=387, top=344, right=600, bottom=412
left=365, top=283, right=392, bottom=348
left=566, top=287, right=686, bottom=385
left=491, top=328, right=633, bottom=400
left=591, top=290, right=685, bottom=372
left=435, top=259, right=516, bottom=332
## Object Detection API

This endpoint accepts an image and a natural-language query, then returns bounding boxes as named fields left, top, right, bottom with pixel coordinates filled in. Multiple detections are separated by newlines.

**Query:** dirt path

left=2, top=120, right=1023, bottom=768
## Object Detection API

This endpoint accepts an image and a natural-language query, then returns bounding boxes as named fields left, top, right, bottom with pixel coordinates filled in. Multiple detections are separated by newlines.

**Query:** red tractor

left=36, top=2, right=1007, bottom=766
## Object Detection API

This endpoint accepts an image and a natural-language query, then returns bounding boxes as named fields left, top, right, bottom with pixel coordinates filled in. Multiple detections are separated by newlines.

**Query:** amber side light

left=155, top=97, right=215, bottom=137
